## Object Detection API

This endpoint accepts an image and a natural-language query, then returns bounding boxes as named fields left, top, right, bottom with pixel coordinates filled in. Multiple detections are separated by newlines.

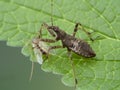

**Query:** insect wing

left=38, top=41, right=48, bottom=52
left=33, top=47, right=43, bottom=64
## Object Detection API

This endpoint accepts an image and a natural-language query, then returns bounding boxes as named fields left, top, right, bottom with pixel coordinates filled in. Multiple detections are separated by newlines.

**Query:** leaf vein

left=84, top=0, right=118, bottom=40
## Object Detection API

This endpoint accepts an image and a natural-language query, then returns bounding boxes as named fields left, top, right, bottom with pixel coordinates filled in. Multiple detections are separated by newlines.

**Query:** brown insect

left=32, top=0, right=96, bottom=89
left=44, top=23, right=96, bottom=58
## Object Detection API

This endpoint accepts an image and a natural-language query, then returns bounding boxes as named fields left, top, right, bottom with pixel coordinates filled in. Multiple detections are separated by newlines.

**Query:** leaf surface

left=0, top=0, right=120, bottom=90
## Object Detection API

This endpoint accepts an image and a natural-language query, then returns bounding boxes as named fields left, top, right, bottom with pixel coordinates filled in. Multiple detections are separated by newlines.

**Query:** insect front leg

left=39, top=38, right=57, bottom=43
left=67, top=49, right=77, bottom=89
left=39, top=23, right=56, bottom=38
left=73, top=23, right=94, bottom=41
left=47, top=45, right=63, bottom=53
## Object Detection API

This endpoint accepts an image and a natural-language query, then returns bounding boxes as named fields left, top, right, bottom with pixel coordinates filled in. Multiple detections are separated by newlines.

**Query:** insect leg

left=48, top=45, right=63, bottom=52
left=67, top=50, right=77, bottom=89
left=44, top=45, right=63, bottom=59
left=73, top=23, right=94, bottom=41
left=73, top=23, right=79, bottom=37
left=39, top=38, right=56, bottom=43
left=39, top=23, right=56, bottom=38
left=32, top=38, right=57, bottom=49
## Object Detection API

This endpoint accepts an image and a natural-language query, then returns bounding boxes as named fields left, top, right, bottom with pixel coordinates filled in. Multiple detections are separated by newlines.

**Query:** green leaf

left=0, top=0, right=120, bottom=90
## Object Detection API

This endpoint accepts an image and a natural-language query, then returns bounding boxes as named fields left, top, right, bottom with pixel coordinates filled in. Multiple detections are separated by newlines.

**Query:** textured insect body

left=70, top=39, right=96, bottom=57
left=47, top=25, right=96, bottom=58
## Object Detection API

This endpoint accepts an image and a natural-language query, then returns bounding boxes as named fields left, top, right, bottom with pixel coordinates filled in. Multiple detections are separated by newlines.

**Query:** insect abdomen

left=70, top=39, right=96, bottom=58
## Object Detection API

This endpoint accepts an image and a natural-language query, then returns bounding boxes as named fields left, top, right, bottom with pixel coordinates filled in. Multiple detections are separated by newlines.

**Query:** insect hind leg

left=67, top=50, right=78, bottom=89
left=73, top=23, right=94, bottom=41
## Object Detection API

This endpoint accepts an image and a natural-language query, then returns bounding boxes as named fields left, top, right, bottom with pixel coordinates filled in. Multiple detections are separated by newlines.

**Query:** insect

left=42, top=23, right=96, bottom=58
left=39, top=23, right=96, bottom=89
left=29, top=37, right=51, bottom=81
left=31, top=0, right=96, bottom=89
left=32, top=38, right=50, bottom=64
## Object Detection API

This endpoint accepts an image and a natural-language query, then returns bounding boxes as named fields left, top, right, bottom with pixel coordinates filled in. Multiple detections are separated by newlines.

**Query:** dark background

left=0, top=41, right=72, bottom=90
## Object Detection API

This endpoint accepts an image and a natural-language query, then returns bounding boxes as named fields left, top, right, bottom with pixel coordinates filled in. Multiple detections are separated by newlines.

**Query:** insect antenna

left=29, top=62, right=34, bottom=81
left=51, top=0, right=53, bottom=26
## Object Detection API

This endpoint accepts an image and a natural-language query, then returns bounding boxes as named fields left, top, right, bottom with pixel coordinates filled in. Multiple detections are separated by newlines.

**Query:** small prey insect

left=29, top=37, right=51, bottom=81
left=32, top=37, right=49, bottom=64
left=30, top=36, right=57, bottom=80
